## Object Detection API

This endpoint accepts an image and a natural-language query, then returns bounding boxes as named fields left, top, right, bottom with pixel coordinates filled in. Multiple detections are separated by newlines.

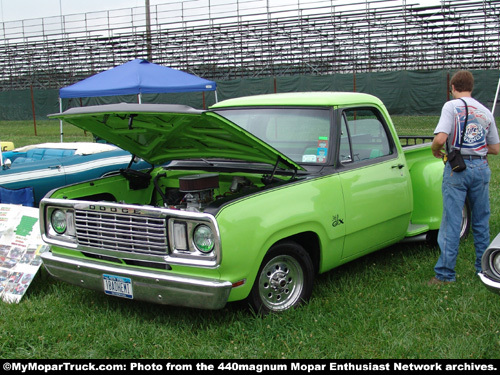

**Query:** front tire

left=248, top=241, right=314, bottom=314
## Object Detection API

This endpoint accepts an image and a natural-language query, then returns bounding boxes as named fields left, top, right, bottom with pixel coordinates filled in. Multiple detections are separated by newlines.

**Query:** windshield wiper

left=263, top=157, right=298, bottom=184
left=200, top=158, right=215, bottom=166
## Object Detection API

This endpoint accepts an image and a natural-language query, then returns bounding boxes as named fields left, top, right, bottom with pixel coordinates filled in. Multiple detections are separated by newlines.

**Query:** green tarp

left=1, top=69, right=499, bottom=121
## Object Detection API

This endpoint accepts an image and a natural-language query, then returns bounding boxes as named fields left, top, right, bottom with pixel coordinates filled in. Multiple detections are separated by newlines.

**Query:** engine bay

left=114, top=167, right=294, bottom=214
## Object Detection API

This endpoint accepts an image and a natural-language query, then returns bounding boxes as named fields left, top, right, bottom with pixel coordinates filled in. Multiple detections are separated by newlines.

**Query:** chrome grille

left=74, top=209, right=168, bottom=255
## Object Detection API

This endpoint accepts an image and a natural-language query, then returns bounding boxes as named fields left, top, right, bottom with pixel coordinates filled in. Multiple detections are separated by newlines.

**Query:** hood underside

left=50, top=103, right=303, bottom=171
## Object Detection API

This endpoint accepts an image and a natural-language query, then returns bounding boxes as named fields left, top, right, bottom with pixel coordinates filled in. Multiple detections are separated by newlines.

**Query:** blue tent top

left=59, top=59, right=216, bottom=99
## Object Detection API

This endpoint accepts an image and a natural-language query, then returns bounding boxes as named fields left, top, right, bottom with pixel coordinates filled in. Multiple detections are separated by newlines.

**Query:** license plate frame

left=103, top=274, right=133, bottom=299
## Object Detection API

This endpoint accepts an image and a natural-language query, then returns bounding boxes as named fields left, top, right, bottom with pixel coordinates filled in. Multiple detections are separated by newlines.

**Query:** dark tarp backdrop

left=1, top=69, right=499, bottom=121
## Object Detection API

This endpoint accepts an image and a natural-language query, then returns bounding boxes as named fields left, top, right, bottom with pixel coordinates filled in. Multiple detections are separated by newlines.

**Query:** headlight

left=46, top=207, right=76, bottom=239
left=193, top=224, right=215, bottom=253
left=167, top=217, right=220, bottom=266
left=51, top=209, right=68, bottom=234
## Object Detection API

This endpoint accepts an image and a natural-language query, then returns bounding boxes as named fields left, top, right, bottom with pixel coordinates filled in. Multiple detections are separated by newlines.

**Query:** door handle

left=392, top=164, right=404, bottom=169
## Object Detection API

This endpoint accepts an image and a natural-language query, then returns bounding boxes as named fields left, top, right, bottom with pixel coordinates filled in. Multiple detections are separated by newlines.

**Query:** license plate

left=103, top=274, right=133, bottom=299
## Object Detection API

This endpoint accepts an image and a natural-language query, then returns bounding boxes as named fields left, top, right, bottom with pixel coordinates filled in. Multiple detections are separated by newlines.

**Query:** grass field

left=1, top=120, right=93, bottom=148
left=0, top=116, right=499, bottom=359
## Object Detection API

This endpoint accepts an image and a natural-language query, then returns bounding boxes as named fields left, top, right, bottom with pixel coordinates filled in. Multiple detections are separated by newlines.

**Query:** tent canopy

left=59, top=59, right=216, bottom=99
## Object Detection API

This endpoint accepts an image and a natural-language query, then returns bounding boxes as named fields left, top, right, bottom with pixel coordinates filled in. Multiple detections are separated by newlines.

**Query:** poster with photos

left=0, top=204, right=49, bottom=304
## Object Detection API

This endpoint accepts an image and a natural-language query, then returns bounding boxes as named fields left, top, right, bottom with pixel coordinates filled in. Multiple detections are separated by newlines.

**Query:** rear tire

left=460, top=200, right=471, bottom=239
left=248, top=241, right=314, bottom=314
left=427, top=200, right=471, bottom=244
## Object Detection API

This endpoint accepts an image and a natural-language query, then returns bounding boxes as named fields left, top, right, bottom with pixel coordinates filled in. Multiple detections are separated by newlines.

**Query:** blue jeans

left=434, top=158, right=491, bottom=281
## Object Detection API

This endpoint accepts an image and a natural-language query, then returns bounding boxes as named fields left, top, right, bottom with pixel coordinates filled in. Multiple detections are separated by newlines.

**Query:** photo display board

left=0, top=205, right=48, bottom=303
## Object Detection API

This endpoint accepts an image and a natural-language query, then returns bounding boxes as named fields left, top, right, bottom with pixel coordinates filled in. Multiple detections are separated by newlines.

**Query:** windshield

left=214, top=107, right=332, bottom=164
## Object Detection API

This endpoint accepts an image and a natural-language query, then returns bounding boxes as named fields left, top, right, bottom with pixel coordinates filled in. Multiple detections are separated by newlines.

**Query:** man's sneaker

left=428, top=276, right=452, bottom=285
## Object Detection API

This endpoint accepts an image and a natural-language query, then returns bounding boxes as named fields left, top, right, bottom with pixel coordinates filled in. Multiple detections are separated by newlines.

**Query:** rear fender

left=408, top=158, right=444, bottom=229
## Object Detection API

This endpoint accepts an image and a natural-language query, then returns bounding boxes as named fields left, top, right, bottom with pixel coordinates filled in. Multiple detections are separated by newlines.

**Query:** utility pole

left=145, top=0, right=153, bottom=61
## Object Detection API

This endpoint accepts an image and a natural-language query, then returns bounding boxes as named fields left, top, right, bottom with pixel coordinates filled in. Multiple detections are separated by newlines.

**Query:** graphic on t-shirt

left=464, top=123, right=484, bottom=144
left=452, top=105, right=490, bottom=152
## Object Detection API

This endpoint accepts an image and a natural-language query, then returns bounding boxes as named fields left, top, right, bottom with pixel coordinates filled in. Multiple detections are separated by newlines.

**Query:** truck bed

left=399, top=135, right=434, bottom=147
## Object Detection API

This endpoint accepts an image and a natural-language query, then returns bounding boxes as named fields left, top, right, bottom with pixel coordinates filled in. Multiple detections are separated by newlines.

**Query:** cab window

left=214, top=107, right=332, bottom=164
left=339, top=108, right=393, bottom=164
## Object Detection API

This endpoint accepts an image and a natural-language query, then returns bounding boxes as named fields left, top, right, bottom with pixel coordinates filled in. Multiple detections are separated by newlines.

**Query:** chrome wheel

left=258, top=254, right=304, bottom=311
left=248, top=241, right=314, bottom=314
left=460, top=201, right=471, bottom=239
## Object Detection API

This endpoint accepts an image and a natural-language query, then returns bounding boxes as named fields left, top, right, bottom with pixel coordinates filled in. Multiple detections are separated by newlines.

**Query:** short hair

left=451, top=70, right=474, bottom=92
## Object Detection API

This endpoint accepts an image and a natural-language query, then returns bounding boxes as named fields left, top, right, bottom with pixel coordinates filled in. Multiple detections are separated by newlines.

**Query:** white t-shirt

left=434, top=97, right=499, bottom=156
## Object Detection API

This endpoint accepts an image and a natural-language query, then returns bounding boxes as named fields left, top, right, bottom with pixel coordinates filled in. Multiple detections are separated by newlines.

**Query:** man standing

left=430, top=70, right=499, bottom=284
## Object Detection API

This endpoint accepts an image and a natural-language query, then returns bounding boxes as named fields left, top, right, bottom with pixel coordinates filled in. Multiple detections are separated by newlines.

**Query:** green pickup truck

left=40, top=92, right=469, bottom=313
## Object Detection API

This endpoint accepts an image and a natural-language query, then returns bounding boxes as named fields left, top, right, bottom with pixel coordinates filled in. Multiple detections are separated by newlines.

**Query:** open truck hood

left=50, top=103, right=303, bottom=171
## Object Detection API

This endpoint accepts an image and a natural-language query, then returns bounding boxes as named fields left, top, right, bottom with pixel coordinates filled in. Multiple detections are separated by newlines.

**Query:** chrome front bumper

left=41, top=252, right=233, bottom=310
left=478, top=272, right=500, bottom=296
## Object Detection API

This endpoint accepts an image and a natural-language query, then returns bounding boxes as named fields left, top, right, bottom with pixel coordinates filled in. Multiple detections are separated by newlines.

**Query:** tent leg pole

left=59, top=98, right=63, bottom=142
left=492, top=72, right=500, bottom=116
left=30, top=85, right=37, bottom=136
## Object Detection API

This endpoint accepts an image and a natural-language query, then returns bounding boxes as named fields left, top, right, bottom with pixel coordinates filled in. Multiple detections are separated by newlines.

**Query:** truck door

left=338, top=107, right=412, bottom=260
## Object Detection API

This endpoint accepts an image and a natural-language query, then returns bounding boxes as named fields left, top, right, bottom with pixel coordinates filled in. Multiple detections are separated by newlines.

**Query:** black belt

left=462, top=155, right=487, bottom=160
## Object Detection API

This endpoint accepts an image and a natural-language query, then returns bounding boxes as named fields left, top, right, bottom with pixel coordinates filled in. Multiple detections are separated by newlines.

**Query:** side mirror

left=2, top=158, right=12, bottom=170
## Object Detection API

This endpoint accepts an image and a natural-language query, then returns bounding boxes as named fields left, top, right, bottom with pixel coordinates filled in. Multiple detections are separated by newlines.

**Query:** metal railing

left=0, top=0, right=499, bottom=90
